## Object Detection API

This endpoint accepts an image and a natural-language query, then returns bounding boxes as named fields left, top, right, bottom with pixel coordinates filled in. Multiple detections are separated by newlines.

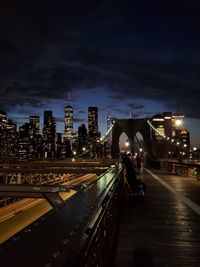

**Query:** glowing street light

left=125, top=140, right=130, bottom=147
left=82, top=147, right=86, bottom=152
left=175, top=119, right=182, bottom=127
left=193, top=147, right=197, bottom=151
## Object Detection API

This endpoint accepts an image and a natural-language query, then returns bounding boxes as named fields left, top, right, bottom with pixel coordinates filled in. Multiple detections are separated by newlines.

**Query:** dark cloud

left=0, top=1, right=200, bottom=120
left=113, top=108, right=129, bottom=116
left=127, top=103, right=145, bottom=110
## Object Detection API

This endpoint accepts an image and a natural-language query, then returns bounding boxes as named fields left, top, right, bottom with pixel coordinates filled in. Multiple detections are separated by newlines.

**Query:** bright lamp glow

left=175, top=119, right=182, bottom=127
left=125, top=141, right=129, bottom=147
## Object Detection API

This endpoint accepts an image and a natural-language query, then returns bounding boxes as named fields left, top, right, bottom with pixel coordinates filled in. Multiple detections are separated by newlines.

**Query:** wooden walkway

left=113, top=169, right=200, bottom=267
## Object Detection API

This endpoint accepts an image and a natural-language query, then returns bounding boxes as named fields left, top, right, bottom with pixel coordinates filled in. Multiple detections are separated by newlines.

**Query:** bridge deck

left=113, top=169, right=200, bottom=267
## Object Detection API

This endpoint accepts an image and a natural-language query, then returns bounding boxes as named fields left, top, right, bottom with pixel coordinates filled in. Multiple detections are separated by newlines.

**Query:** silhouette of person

left=123, top=153, right=137, bottom=193
left=136, top=154, right=142, bottom=174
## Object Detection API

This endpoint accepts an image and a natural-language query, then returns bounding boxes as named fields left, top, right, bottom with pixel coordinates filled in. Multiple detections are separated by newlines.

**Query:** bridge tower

left=111, top=119, right=152, bottom=159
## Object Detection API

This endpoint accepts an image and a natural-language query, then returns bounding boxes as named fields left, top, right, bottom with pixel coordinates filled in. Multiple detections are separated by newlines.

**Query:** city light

left=175, top=119, right=182, bottom=127
left=125, top=141, right=129, bottom=147
left=147, top=119, right=191, bottom=154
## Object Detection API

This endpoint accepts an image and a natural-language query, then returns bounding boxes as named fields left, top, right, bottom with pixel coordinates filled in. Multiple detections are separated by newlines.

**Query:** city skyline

left=1, top=2, right=200, bottom=146
left=1, top=102, right=198, bottom=147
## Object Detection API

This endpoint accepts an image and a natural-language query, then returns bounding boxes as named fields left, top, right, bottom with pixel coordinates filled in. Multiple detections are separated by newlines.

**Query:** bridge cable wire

left=76, top=123, right=115, bottom=158
left=147, top=119, right=192, bottom=155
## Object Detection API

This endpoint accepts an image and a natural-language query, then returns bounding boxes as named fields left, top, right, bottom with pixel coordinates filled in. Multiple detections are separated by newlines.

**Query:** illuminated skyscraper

left=29, top=116, right=41, bottom=160
left=29, top=116, right=40, bottom=134
left=88, top=107, right=98, bottom=137
left=64, top=93, right=73, bottom=141
left=0, top=117, right=17, bottom=162
left=18, top=123, right=30, bottom=160
left=43, top=110, right=56, bottom=158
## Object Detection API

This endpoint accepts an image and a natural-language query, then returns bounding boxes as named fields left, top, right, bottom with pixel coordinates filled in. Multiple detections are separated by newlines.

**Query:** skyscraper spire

left=67, top=91, right=71, bottom=106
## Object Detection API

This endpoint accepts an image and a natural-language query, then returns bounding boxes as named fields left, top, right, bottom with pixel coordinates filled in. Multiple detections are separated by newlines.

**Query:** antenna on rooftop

left=66, top=91, right=71, bottom=106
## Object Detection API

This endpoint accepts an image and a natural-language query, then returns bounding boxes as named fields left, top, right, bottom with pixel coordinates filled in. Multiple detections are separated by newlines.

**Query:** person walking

left=135, top=154, right=142, bottom=175
left=123, top=153, right=137, bottom=194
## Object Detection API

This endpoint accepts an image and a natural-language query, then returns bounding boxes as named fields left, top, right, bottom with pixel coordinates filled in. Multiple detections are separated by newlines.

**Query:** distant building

left=152, top=114, right=165, bottom=141
left=28, top=116, right=41, bottom=160
left=151, top=112, right=189, bottom=158
left=18, top=123, right=30, bottom=161
left=0, top=115, right=18, bottom=162
left=172, top=113, right=184, bottom=137
left=56, top=133, right=62, bottom=158
left=64, top=93, right=73, bottom=141
left=29, top=116, right=40, bottom=134
left=88, top=107, right=101, bottom=157
left=43, top=110, right=56, bottom=159
left=78, top=124, right=88, bottom=153
left=88, top=107, right=98, bottom=137
left=163, top=112, right=172, bottom=138
left=177, top=128, right=190, bottom=148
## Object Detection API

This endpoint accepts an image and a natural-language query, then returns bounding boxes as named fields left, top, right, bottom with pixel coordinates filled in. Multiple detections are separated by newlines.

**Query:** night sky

left=1, top=1, right=200, bottom=146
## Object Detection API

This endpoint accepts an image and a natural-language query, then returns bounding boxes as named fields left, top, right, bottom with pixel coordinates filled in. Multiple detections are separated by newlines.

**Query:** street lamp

left=125, top=140, right=129, bottom=147
left=175, top=119, right=182, bottom=127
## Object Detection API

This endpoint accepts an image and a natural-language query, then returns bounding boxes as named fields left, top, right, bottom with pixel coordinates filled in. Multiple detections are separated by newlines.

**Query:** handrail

left=0, top=164, right=124, bottom=266
left=160, top=160, right=200, bottom=181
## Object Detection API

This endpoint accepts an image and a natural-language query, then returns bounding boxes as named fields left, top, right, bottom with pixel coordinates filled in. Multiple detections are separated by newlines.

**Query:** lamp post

left=125, top=140, right=130, bottom=153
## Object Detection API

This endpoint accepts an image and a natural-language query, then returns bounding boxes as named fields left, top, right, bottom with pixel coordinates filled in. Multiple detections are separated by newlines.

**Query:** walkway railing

left=160, top=160, right=200, bottom=181
left=0, top=164, right=124, bottom=267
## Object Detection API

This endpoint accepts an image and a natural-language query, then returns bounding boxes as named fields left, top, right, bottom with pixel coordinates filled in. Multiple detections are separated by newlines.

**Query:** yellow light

left=125, top=141, right=129, bottom=147
left=175, top=119, right=182, bottom=127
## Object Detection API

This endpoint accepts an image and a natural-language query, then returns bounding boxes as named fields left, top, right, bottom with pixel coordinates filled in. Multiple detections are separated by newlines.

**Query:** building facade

left=43, top=110, right=56, bottom=159
left=64, top=103, right=73, bottom=141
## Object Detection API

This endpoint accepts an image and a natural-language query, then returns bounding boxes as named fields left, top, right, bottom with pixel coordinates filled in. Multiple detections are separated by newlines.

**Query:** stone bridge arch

left=111, top=119, right=152, bottom=158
